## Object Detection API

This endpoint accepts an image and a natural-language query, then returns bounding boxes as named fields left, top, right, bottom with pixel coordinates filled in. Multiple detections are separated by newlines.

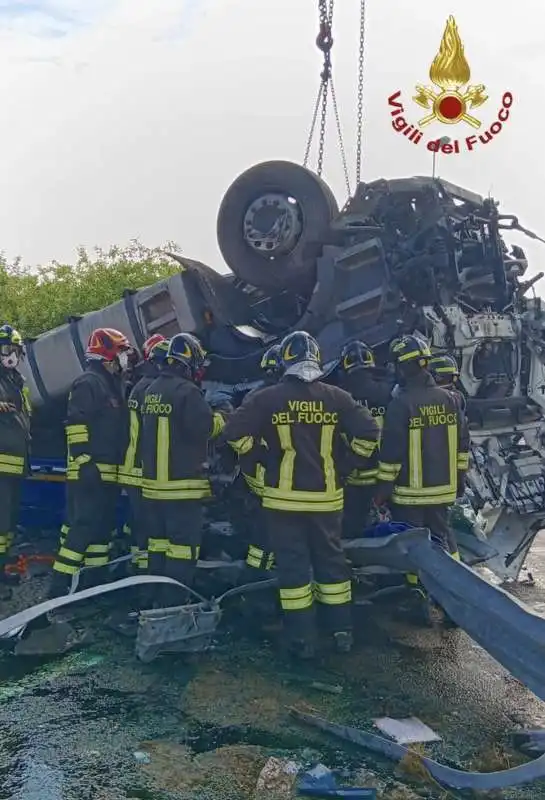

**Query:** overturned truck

left=22, top=161, right=545, bottom=582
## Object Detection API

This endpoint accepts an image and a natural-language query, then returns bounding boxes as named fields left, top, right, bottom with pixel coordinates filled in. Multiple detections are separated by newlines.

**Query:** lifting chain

left=304, top=0, right=335, bottom=178
left=355, top=0, right=366, bottom=187
left=303, top=0, right=356, bottom=201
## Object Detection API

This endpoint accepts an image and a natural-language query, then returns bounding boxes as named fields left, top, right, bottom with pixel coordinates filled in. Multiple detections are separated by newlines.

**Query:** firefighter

left=140, top=333, right=225, bottom=605
left=338, top=340, right=393, bottom=537
left=219, top=330, right=379, bottom=658
left=0, top=324, right=31, bottom=580
left=428, top=354, right=466, bottom=413
left=374, top=335, right=470, bottom=564
left=50, top=328, right=132, bottom=597
left=241, top=343, right=283, bottom=573
left=119, top=334, right=170, bottom=573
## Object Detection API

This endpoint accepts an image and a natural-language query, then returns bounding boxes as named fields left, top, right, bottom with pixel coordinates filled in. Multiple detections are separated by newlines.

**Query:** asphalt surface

left=2, top=536, right=545, bottom=798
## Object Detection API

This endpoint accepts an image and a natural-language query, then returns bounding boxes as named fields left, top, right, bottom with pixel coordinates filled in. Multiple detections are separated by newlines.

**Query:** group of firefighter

left=0, top=320, right=469, bottom=659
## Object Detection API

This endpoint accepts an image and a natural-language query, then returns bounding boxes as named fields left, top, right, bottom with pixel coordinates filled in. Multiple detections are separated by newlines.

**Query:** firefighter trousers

left=342, top=485, right=374, bottom=539
left=144, top=498, right=203, bottom=590
left=263, top=509, right=352, bottom=645
left=53, top=463, right=119, bottom=583
left=126, top=487, right=149, bottom=572
left=390, top=503, right=458, bottom=587
left=0, top=476, right=21, bottom=564
left=390, top=503, right=457, bottom=553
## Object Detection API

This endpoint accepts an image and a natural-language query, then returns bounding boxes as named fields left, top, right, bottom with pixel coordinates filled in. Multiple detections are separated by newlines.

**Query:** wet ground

left=3, top=537, right=545, bottom=798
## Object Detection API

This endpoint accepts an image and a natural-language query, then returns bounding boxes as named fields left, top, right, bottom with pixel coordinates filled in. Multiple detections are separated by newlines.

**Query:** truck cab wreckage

left=21, top=163, right=545, bottom=585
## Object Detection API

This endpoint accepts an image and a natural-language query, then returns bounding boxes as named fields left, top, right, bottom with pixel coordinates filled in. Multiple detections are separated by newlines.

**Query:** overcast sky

left=0, top=0, right=542, bottom=286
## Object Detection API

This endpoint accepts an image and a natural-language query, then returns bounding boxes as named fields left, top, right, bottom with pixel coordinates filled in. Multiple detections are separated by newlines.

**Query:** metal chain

left=355, top=0, right=366, bottom=187
left=330, top=77, right=351, bottom=197
left=303, top=83, right=323, bottom=168
left=304, top=0, right=334, bottom=176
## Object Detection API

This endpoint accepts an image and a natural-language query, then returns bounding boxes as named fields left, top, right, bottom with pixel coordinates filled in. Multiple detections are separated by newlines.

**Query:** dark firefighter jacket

left=119, top=362, right=159, bottom=488
left=219, top=377, right=380, bottom=513
left=140, top=370, right=225, bottom=501
left=339, top=371, right=392, bottom=488
left=0, top=367, right=31, bottom=477
left=376, top=371, right=470, bottom=506
left=238, top=379, right=277, bottom=495
left=65, top=361, right=128, bottom=484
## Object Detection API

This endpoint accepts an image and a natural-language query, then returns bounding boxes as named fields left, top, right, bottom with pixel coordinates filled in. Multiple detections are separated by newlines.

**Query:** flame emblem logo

left=413, top=16, right=488, bottom=129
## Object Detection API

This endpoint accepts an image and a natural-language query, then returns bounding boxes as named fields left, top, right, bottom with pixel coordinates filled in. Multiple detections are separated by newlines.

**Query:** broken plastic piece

left=373, top=717, right=441, bottom=744
left=298, top=764, right=376, bottom=797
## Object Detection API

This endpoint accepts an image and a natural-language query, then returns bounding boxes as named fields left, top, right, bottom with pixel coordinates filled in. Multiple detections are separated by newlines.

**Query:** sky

left=0, top=0, right=543, bottom=287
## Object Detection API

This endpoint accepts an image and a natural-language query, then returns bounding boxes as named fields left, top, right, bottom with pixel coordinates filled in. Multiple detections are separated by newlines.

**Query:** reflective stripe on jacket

left=219, top=377, right=379, bottom=513
left=140, top=370, right=224, bottom=501
left=65, top=362, right=128, bottom=483
left=376, top=372, right=470, bottom=506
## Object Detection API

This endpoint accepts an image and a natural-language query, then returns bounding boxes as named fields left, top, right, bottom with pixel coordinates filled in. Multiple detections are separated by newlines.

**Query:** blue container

left=19, top=458, right=129, bottom=533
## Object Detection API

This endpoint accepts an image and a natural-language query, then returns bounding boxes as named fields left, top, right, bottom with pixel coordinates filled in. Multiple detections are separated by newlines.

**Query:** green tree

left=0, top=240, right=181, bottom=338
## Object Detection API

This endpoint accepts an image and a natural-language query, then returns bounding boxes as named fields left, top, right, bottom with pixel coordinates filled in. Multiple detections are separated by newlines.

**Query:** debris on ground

left=13, top=621, right=88, bottom=656
left=297, top=763, right=377, bottom=797
left=373, top=717, right=441, bottom=745
left=140, top=740, right=267, bottom=798
left=255, top=756, right=300, bottom=798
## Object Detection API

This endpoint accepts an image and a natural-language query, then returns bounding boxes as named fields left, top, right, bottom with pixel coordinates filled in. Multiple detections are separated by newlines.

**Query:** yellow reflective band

left=347, top=467, right=378, bottom=486
left=376, top=461, right=401, bottom=480
left=448, top=423, right=458, bottom=488
left=247, top=544, right=264, bottom=562
left=321, top=424, right=335, bottom=497
left=262, top=488, right=344, bottom=513
left=406, top=573, right=419, bottom=585
left=156, top=415, right=171, bottom=487
left=53, top=561, right=79, bottom=575
left=58, top=546, right=84, bottom=563
left=0, top=454, right=24, bottom=466
left=451, top=551, right=461, bottom=561
left=84, top=556, right=109, bottom=567
left=0, top=464, right=24, bottom=476
left=22, top=385, right=32, bottom=416
left=228, top=435, right=254, bottom=455
left=66, top=424, right=87, bottom=434
left=212, top=412, right=225, bottom=438
left=60, top=524, right=70, bottom=535
left=266, top=553, right=275, bottom=570
left=279, top=584, right=314, bottom=611
left=85, top=544, right=109, bottom=554
left=350, top=437, right=376, bottom=458
left=67, top=435, right=88, bottom=444
left=120, top=409, right=140, bottom=484
left=142, top=478, right=212, bottom=501
left=148, top=538, right=169, bottom=553
left=166, top=544, right=200, bottom=561
left=313, top=580, right=352, bottom=605
left=408, top=428, right=422, bottom=490
left=457, top=452, right=469, bottom=470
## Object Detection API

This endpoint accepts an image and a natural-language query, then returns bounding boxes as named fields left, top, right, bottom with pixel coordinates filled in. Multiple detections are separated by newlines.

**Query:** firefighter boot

left=48, top=570, right=72, bottom=599
left=333, top=630, right=354, bottom=654
left=288, top=638, right=316, bottom=660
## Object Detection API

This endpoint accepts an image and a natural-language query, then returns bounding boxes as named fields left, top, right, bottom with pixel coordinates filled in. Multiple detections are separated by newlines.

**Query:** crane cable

left=355, top=0, right=366, bottom=188
left=303, top=0, right=367, bottom=200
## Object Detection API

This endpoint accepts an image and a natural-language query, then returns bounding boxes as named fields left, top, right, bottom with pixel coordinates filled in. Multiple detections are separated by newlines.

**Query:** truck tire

left=217, top=161, right=338, bottom=292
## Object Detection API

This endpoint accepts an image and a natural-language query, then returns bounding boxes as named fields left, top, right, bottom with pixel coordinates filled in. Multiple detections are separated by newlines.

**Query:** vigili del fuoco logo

left=387, top=16, right=513, bottom=154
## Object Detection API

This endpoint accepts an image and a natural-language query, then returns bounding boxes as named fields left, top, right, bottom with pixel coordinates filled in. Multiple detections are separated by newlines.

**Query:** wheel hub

left=243, top=193, right=302, bottom=257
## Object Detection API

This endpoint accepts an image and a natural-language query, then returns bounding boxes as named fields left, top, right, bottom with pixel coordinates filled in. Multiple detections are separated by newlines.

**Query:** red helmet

left=86, top=328, right=131, bottom=362
left=143, top=334, right=166, bottom=361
